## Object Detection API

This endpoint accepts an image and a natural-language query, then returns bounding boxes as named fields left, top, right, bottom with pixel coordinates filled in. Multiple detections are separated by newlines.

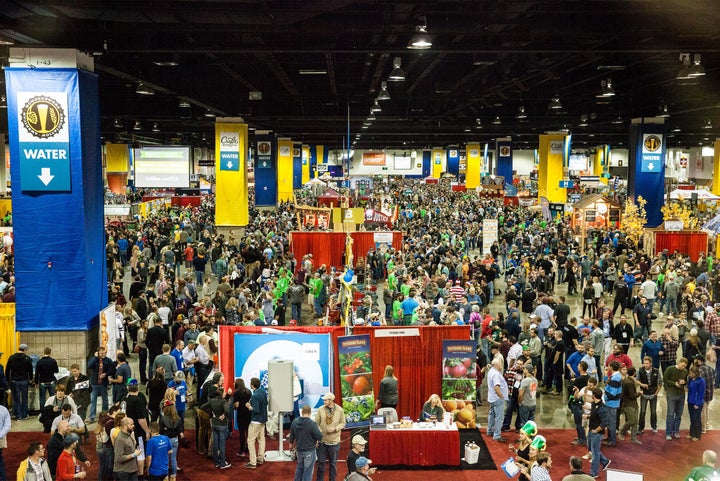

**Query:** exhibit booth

left=289, top=231, right=403, bottom=270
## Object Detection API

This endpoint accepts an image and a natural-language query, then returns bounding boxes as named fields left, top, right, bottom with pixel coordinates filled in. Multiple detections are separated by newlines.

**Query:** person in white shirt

left=50, top=404, right=86, bottom=436
left=182, top=341, right=199, bottom=392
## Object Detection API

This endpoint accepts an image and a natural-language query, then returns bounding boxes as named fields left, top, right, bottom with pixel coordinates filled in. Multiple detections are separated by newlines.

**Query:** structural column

left=496, top=137, right=513, bottom=184
left=627, top=118, right=666, bottom=227
left=277, top=138, right=294, bottom=202
left=465, top=143, right=481, bottom=189
left=538, top=134, right=568, bottom=203
left=712, top=139, right=720, bottom=196
left=215, top=119, right=249, bottom=226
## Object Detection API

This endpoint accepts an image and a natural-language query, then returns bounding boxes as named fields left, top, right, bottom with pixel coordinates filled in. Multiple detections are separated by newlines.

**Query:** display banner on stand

left=99, top=304, right=117, bottom=361
left=441, top=340, right=477, bottom=428
left=254, top=133, right=277, bottom=206
left=234, top=333, right=333, bottom=409
left=337, top=334, right=374, bottom=427
left=215, top=121, right=249, bottom=226
left=482, top=218, right=498, bottom=255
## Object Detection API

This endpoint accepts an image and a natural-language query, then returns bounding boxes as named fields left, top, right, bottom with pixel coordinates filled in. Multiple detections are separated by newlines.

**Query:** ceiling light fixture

left=178, top=99, right=191, bottom=108
left=578, top=114, right=589, bottom=127
left=611, top=116, right=624, bottom=125
left=492, top=116, right=501, bottom=125
left=475, top=118, right=483, bottom=129
left=407, top=18, right=432, bottom=50
left=676, top=53, right=692, bottom=80
left=597, top=78, right=615, bottom=98
left=388, top=57, right=405, bottom=82
left=367, top=113, right=376, bottom=121
left=153, top=54, right=179, bottom=67
left=0, top=95, right=6, bottom=109
left=371, top=100, right=382, bottom=113
left=113, top=118, right=123, bottom=129
left=703, top=119, right=712, bottom=129
left=658, top=104, right=670, bottom=118
left=377, top=81, right=391, bottom=101
left=688, top=53, right=706, bottom=77
left=204, top=109, right=216, bottom=118
left=299, top=69, right=327, bottom=75
left=516, top=106, right=527, bottom=120
left=135, top=82, right=154, bottom=95
left=548, top=96, right=562, bottom=110
left=133, top=121, right=143, bottom=131
left=152, top=122, right=160, bottom=132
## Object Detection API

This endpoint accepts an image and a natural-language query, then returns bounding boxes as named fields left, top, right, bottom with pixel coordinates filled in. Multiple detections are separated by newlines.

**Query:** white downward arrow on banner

left=226, top=161, right=233, bottom=169
left=38, top=168, right=55, bottom=186
left=648, top=162, right=655, bottom=171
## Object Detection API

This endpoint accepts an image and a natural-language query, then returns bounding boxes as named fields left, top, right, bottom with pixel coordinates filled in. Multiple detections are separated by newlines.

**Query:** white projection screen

left=133, top=146, right=191, bottom=188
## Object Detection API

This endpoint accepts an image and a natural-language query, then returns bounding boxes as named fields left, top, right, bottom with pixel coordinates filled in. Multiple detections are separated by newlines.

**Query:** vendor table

left=369, top=423, right=460, bottom=466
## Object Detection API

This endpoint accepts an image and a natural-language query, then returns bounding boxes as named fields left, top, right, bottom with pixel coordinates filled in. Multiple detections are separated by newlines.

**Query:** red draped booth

left=290, top=231, right=403, bottom=270
left=218, top=325, right=470, bottom=420
left=653, top=231, right=708, bottom=262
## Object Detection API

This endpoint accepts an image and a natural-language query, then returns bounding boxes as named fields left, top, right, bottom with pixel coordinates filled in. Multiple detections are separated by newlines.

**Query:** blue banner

left=6, top=67, right=106, bottom=331
left=446, top=147, right=460, bottom=177
left=254, top=134, right=277, bottom=206
left=496, top=139, right=513, bottom=184
left=337, top=334, right=374, bottom=427
left=628, top=122, right=666, bottom=227
left=234, top=332, right=333, bottom=409
left=292, top=142, right=303, bottom=189
left=422, top=150, right=431, bottom=177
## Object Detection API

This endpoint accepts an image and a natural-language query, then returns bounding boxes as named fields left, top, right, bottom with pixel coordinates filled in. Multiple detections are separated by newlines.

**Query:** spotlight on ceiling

left=597, top=79, right=615, bottom=98
left=178, top=99, right=191, bottom=108
left=377, top=81, right=391, bottom=101
left=475, top=118, right=483, bottom=129
left=658, top=104, right=670, bottom=118
left=135, top=82, right=155, bottom=95
left=677, top=53, right=693, bottom=80
left=516, top=106, right=527, bottom=120
left=371, top=100, right=382, bottom=113
left=133, top=120, right=143, bottom=131
left=611, top=116, right=624, bottom=125
left=0, top=95, right=6, bottom=109
left=388, top=57, right=405, bottom=82
left=367, top=113, right=376, bottom=121
left=548, top=96, right=562, bottom=110
left=689, top=54, right=706, bottom=77
left=152, top=122, right=160, bottom=132
left=703, top=119, right=712, bottom=129
left=204, top=109, right=216, bottom=118
left=113, top=118, right=124, bottom=129
left=578, top=114, right=589, bottom=127
left=492, top=116, right=501, bottom=125
left=407, top=18, right=432, bottom=49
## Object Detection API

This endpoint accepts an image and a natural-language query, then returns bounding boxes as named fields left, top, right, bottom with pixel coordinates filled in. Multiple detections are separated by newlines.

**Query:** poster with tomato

left=441, top=340, right=477, bottom=429
left=337, top=334, right=374, bottom=427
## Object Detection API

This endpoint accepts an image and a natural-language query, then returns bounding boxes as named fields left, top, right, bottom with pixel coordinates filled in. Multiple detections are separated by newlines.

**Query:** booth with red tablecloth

left=217, top=325, right=471, bottom=421
left=290, top=231, right=403, bottom=270
left=369, top=424, right=461, bottom=466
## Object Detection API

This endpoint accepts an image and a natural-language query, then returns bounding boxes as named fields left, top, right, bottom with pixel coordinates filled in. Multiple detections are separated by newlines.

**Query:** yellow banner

left=538, top=134, right=567, bottom=203
left=466, top=143, right=481, bottom=189
left=431, top=148, right=444, bottom=179
left=277, top=138, right=294, bottom=202
left=713, top=140, right=720, bottom=196
left=105, top=143, right=129, bottom=172
left=215, top=122, right=249, bottom=226
left=302, top=145, right=310, bottom=184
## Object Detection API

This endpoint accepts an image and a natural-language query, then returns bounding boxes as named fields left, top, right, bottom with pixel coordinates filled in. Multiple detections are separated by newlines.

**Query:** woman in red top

left=56, top=433, right=86, bottom=480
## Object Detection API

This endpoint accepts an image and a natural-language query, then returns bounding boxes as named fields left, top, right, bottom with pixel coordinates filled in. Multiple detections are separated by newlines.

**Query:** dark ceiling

left=2, top=0, right=720, bottom=150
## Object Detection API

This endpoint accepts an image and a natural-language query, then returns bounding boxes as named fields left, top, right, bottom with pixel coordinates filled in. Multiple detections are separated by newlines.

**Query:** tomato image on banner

left=337, top=334, right=374, bottom=427
left=441, top=339, right=477, bottom=428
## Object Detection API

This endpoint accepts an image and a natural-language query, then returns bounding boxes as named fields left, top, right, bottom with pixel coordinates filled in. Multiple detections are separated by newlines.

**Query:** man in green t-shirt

left=309, top=272, right=324, bottom=317
left=685, top=449, right=717, bottom=481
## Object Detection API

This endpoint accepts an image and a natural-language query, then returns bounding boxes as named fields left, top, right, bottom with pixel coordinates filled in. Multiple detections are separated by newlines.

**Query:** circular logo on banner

left=257, top=141, right=271, bottom=155
left=644, top=135, right=661, bottom=152
left=499, top=146, right=511, bottom=156
left=21, top=95, right=66, bottom=139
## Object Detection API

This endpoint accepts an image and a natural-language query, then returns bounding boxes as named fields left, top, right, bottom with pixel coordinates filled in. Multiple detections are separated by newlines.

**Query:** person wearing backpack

left=582, top=281, right=595, bottom=318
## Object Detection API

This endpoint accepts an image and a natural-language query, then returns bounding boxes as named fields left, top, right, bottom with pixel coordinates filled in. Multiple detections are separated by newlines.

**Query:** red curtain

left=290, top=231, right=403, bottom=271
left=219, top=325, right=471, bottom=421
left=350, top=232, right=403, bottom=261
left=654, top=231, right=708, bottom=262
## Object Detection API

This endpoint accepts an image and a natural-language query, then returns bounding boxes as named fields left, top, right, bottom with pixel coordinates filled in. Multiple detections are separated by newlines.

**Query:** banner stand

left=264, top=418, right=294, bottom=462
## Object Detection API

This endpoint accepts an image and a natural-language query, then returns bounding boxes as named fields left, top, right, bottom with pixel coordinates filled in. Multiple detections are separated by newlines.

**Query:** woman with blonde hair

left=159, top=400, right=184, bottom=481
left=378, top=365, right=398, bottom=410
left=420, top=393, right=445, bottom=421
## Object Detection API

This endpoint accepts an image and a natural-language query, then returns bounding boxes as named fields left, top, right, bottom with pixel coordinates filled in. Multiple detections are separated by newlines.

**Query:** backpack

left=583, top=286, right=594, bottom=304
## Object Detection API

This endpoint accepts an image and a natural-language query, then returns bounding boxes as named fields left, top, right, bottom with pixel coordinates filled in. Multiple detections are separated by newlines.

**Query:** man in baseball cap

left=346, top=435, right=368, bottom=475
left=348, top=457, right=375, bottom=480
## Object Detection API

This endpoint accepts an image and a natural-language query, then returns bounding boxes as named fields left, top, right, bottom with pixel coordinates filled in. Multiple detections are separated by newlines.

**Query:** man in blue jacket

left=602, top=361, right=622, bottom=446
left=287, top=405, right=322, bottom=481
left=86, top=346, right=112, bottom=423
left=245, top=377, right=268, bottom=469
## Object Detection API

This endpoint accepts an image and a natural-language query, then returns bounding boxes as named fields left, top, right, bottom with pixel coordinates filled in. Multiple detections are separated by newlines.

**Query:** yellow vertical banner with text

left=465, top=143, right=481, bottom=189
left=538, top=134, right=567, bottom=203
left=277, top=138, right=294, bottom=202
left=302, top=145, right=310, bottom=184
left=105, top=143, right=129, bottom=172
left=215, top=122, right=249, bottom=226
left=713, top=139, right=720, bottom=196
left=431, top=148, right=444, bottom=179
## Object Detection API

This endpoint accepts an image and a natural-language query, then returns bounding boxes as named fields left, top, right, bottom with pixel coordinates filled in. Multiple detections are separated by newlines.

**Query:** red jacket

left=55, top=450, right=78, bottom=481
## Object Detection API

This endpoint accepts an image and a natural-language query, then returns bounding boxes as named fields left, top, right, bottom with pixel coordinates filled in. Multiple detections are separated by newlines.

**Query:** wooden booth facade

left=570, top=194, right=622, bottom=233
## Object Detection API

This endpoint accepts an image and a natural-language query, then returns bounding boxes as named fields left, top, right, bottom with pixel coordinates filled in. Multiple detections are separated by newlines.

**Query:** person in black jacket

left=6, top=344, right=33, bottom=420
left=47, top=420, right=89, bottom=478
left=146, top=318, right=171, bottom=381
left=201, top=385, right=232, bottom=469
left=287, top=405, right=322, bottom=481
left=87, top=347, right=112, bottom=423
left=613, top=315, right=634, bottom=354
left=34, top=347, right=59, bottom=408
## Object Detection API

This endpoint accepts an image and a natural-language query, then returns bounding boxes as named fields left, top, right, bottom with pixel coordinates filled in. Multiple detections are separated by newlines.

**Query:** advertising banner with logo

left=6, top=67, right=106, bottom=331
left=364, top=209, right=392, bottom=227
left=277, top=138, right=293, bottom=202
left=362, top=152, right=386, bottom=166
left=496, top=138, right=513, bottom=185
left=482, top=218, right=499, bottom=255
left=293, top=142, right=303, bottom=189
left=446, top=147, right=460, bottom=177
left=440, top=340, right=477, bottom=428
left=538, top=134, right=567, bottom=204
left=99, top=304, right=118, bottom=361
left=233, top=332, right=333, bottom=410
left=628, top=121, right=666, bottom=227
left=432, top=148, right=444, bottom=179
left=337, top=334, right=374, bottom=427
left=255, top=133, right=277, bottom=206
left=215, top=122, right=248, bottom=226
left=466, top=143, right=481, bottom=189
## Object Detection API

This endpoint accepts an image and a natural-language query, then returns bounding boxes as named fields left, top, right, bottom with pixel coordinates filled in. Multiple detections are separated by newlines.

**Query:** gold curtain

left=0, top=303, right=18, bottom=362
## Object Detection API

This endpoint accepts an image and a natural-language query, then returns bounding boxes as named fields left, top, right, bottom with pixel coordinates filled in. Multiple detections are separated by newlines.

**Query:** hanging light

left=388, top=57, right=405, bottom=82
left=204, top=109, right=216, bottom=118
left=178, top=99, right=191, bottom=108
left=377, top=81, right=391, bottom=101
left=688, top=53, right=706, bottom=77
left=0, top=95, right=6, bottom=109
left=492, top=116, right=501, bottom=125
left=658, top=104, right=670, bottom=118
left=676, top=53, right=692, bottom=80
left=135, top=82, right=154, bottom=95
left=516, top=106, right=527, bottom=120
left=133, top=121, right=143, bottom=131
left=597, top=79, right=615, bottom=98
left=151, top=122, right=160, bottom=132
left=611, top=116, right=624, bottom=125
left=475, top=118, right=483, bottom=129
left=407, top=20, right=432, bottom=50
left=367, top=112, right=376, bottom=121
left=114, top=118, right=123, bottom=129
left=703, top=119, right=712, bottom=129
left=371, top=100, right=382, bottom=113
left=578, top=114, right=589, bottom=127
left=548, top=96, right=562, bottom=110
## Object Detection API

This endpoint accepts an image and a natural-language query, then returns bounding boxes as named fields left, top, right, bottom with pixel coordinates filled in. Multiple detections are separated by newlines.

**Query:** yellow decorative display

left=620, top=196, right=647, bottom=247
left=661, top=202, right=699, bottom=230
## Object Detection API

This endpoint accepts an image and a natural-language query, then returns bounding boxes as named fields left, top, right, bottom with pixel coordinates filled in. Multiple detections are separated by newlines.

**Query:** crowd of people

left=0, top=178, right=719, bottom=481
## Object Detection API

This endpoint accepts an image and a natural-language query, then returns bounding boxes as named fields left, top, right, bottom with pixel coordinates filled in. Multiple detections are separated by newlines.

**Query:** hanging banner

left=362, top=152, right=386, bottom=166
left=234, top=333, right=333, bottom=409
left=441, top=340, right=477, bottom=428
left=482, top=218, right=498, bottom=255
left=628, top=120, right=666, bottom=227
left=277, top=138, right=293, bottom=202
left=218, top=131, right=240, bottom=171
left=254, top=133, right=277, bottom=206
left=215, top=122, right=248, bottom=226
left=496, top=138, right=513, bottom=186
left=337, top=334, right=374, bottom=427
left=364, top=209, right=392, bottom=227
left=446, top=147, right=460, bottom=177
left=293, top=143, right=303, bottom=189
left=99, top=304, right=117, bottom=361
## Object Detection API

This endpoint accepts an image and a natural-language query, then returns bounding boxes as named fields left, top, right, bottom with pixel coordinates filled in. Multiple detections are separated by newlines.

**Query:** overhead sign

left=219, top=132, right=240, bottom=171
left=559, top=180, right=574, bottom=188
left=362, top=152, right=386, bottom=166
left=641, top=133, right=663, bottom=174
left=17, top=91, right=71, bottom=191
left=579, top=176, right=600, bottom=183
